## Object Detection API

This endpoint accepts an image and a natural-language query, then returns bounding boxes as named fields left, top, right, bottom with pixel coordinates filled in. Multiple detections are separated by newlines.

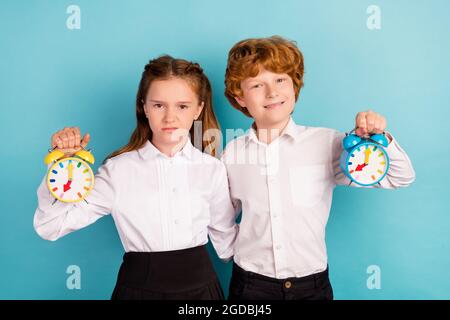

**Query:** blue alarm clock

left=339, top=129, right=390, bottom=186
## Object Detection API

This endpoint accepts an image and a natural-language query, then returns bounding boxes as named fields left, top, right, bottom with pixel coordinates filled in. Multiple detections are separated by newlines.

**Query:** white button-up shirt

left=34, top=139, right=238, bottom=260
left=221, top=117, right=416, bottom=278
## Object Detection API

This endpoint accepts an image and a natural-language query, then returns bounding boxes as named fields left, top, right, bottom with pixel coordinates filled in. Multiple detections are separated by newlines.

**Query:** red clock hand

left=355, top=163, right=368, bottom=171
left=63, top=180, right=72, bottom=192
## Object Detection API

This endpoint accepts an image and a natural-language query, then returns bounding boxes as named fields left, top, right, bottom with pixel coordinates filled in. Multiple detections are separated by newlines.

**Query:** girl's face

left=144, top=77, right=204, bottom=149
left=236, top=67, right=296, bottom=129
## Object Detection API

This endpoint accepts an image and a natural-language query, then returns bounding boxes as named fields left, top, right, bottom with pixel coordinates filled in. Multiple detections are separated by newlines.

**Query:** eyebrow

left=245, top=78, right=266, bottom=85
left=247, top=75, right=287, bottom=83
left=148, top=100, right=193, bottom=104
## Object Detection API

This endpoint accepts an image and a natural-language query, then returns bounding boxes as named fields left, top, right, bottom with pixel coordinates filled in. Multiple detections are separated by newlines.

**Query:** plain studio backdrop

left=0, top=0, right=448, bottom=299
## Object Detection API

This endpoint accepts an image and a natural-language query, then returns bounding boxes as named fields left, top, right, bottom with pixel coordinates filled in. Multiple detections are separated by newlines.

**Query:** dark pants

left=111, top=245, right=224, bottom=300
left=228, top=262, right=333, bottom=300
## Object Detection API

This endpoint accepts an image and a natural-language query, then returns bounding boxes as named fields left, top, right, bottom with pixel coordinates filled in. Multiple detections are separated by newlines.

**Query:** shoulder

left=188, top=148, right=228, bottom=187
left=192, top=147, right=226, bottom=170
left=299, top=124, right=340, bottom=137
left=99, top=149, right=141, bottom=173
left=292, top=125, right=344, bottom=145
left=221, top=134, right=248, bottom=162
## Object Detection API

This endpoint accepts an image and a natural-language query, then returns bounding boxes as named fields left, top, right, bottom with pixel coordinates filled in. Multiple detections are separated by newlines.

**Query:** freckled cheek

left=246, top=99, right=262, bottom=113
left=248, top=94, right=265, bottom=108
left=284, top=90, right=296, bottom=105
left=280, top=90, right=295, bottom=112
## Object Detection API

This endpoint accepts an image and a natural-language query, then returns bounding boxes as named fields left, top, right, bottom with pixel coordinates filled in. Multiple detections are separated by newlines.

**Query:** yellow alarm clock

left=44, top=146, right=95, bottom=203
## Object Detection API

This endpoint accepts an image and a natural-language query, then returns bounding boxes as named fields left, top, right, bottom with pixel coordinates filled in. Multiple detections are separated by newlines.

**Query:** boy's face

left=236, top=67, right=296, bottom=129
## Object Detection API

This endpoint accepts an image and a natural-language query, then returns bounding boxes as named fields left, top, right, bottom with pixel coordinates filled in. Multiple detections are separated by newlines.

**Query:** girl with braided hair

left=34, top=55, right=237, bottom=300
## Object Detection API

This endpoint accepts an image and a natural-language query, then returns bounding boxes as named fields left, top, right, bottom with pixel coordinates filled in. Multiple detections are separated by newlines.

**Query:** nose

left=266, top=84, right=278, bottom=99
left=163, top=106, right=177, bottom=123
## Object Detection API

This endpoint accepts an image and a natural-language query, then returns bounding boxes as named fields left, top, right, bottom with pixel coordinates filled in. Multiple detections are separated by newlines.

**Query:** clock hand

left=68, top=162, right=73, bottom=181
left=355, top=163, right=367, bottom=171
left=364, top=148, right=372, bottom=165
left=63, top=180, right=72, bottom=192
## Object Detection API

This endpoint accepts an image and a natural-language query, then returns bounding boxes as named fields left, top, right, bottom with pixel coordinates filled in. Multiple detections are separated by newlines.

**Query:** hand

left=355, top=110, right=386, bottom=137
left=51, top=127, right=90, bottom=157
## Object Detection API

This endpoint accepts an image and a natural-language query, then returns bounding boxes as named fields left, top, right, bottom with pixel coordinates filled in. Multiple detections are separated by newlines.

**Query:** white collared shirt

left=221, top=117, right=416, bottom=278
left=34, top=139, right=238, bottom=260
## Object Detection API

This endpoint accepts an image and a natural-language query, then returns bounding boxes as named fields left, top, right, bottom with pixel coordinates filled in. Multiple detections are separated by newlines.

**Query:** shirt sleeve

left=207, top=162, right=239, bottom=262
left=220, top=140, right=243, bottom=216
left=33, top=159, right=116, bottom=241
left=332, top=130, right=416, bottom=189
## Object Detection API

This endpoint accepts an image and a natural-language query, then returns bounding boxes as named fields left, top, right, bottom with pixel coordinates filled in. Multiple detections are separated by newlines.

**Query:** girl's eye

left=179, top=104, right=189, bottom=110
left=252, top=84, right=262, bottom=89
left=153, top=104, right=164, bottom=108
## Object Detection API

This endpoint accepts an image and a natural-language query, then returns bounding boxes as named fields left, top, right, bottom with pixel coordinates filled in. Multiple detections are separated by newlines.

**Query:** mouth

left=264, top=101, right=285, bottom=109
left=162, top=127, right=178, bottom=132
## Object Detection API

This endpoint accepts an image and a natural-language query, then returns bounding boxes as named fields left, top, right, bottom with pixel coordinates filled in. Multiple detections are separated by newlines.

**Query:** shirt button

left=284, top=281, right=292, bottom=289
left=275, top=245, right=282, bottom=250
left=174, top=219, right=179, bottom=224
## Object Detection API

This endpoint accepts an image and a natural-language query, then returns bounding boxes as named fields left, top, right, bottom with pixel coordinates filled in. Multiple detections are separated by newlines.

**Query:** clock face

left=346, top=143, right=389, bottom=186
left=47, top=158, right=94, bottom=202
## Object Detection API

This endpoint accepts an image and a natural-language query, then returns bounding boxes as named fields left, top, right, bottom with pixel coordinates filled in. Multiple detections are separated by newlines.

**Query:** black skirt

left=111, top=245, right=224, bottom=300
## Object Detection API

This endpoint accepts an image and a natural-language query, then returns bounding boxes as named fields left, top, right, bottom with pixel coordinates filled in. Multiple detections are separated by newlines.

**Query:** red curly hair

left=224, top=35, right=305, bottom=117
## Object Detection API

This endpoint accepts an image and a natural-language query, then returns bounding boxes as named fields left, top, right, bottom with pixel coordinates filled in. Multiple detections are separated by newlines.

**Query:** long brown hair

left=103, top=55, right=220, bottom=164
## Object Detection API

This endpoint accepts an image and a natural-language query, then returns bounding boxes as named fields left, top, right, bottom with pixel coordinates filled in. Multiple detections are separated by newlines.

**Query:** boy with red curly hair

left=222, top=36, right=415, bottom=300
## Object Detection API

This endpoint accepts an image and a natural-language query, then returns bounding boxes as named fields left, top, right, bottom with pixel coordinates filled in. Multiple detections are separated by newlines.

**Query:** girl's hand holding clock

left=51, top=127, right=90, bottom=158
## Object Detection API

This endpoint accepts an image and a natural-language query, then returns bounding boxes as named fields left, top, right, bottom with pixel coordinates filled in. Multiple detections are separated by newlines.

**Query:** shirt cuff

left=384, top=131, right=409, bottom=161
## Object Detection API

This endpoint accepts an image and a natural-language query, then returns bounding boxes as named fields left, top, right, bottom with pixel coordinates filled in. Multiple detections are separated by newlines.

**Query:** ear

left=234, top=96, right=246, bottom=108
left=194, top=101, right=205, bottom=120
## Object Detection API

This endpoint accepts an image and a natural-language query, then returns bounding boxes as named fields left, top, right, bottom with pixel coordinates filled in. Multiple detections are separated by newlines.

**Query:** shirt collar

left=139, top=138, right=194, bottom=161
left=246, top=117, right=304, bottom=145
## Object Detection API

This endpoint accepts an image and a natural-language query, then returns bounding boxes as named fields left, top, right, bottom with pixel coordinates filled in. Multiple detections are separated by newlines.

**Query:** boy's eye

left=252, top=83, right=262, bottom=89
left=276, top=78, right=287, bottom=83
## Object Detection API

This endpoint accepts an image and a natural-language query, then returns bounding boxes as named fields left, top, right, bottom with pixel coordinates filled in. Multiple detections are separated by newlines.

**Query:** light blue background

left=1, top=0, right=449, bottom=299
